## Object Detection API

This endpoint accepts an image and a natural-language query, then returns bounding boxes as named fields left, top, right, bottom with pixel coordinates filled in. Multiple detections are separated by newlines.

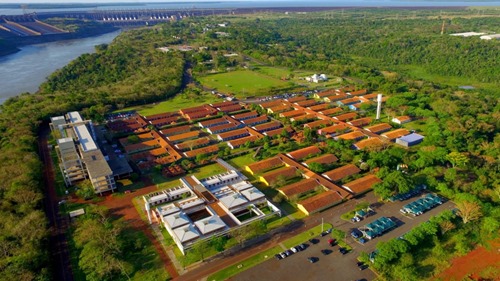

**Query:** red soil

left=70, top=176, right=179, bottom=279
left=438, top=239, right=500, bottom=281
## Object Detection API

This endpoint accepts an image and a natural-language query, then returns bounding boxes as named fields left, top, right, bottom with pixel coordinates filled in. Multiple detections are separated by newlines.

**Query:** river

left=0, top=30, right=121, bottom=104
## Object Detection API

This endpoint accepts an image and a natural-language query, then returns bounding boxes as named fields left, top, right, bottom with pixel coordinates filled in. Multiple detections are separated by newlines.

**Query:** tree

left=446, top=152, right=469, bottom=168
left=308, top=162, right=327, bottom=173
left=190, top=240, right=210, bottom=261
left=455, top=200, right=482, bottom=224
left=439, top=220, right=455, bottom=235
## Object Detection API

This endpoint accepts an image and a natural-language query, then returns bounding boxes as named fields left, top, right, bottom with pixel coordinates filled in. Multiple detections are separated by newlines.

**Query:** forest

left=0, top=8, right=498, bottom=281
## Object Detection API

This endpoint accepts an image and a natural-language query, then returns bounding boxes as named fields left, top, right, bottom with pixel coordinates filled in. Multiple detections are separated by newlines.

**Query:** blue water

left=1, top=1, right=499, bottom=15
left=0, top=30, right=121, bottom=103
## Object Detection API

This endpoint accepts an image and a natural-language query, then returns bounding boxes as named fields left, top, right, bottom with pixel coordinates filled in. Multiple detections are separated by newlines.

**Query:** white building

left=450, top=32, right=485, bottom=37
left=480, top=34, right=500, bottom=40
left=306, top=74, right=328, bottom=83
left=143, top=159, right=281, bottom=255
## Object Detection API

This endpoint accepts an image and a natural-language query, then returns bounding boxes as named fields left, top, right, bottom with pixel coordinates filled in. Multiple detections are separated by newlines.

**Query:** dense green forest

left=216, top=16, right=499, bottom=82
left=0, top=8, right=498, bottom=280
left=0, top=25, right=184, bottom=280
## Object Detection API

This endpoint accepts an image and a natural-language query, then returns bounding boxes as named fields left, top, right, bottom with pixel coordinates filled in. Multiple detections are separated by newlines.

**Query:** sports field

left=198, top=70, right=292, bottom=97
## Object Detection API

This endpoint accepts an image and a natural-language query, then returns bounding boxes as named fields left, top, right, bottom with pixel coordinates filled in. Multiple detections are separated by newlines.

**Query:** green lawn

left=227, top=153, right=257, bottom=169
left=114, top=91, right=222, bottom=116
left=207, top=246, right=282, bottom=281
left=254, top=66, right=292, bottom=79
left=191, top=163, right=227, bottom=179
left=198, top=70, right=292, bottom=97
left=282, top=223, right=333, bottom=248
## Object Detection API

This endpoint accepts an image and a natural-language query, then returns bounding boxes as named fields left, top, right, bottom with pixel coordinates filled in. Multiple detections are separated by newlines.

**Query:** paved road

left=39, top=126, right=74, bottom=281
left=233, top=194, right=455, bottom=281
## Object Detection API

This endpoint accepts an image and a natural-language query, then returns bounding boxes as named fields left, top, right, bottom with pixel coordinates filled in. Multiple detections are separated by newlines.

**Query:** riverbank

left=0, top=22, right=119, bottom=58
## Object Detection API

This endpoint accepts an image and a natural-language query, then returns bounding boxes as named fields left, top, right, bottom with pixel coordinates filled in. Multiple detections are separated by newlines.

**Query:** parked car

left=351, top=216, right=361, bottom=222
left=351, top=229, right=362, bottom=239
left=280, top=252, right=287, bottom=259
left=285, top=250, right=293, bottom=256
left=307, top=257, right=318, bottom=263
left=320, top=231, right=329, bottom=237
left=298, top=243, right=307, bottom=251
left=328, top=238, right=337, bottom=246
left=339, top=247, right=348, bottom=255
left=291, top=247, right=298, bottom=253
left=309, top=238, right=319, bottom=244
left=321, top=249, right=331, bottom=255
left=275, top=254, right=282, bottom=260
left=359, top=237, right=368, bottom=244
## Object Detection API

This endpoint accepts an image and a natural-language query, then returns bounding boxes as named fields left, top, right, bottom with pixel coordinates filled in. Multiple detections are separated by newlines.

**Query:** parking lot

left=233, top=192, right=455, bottom=281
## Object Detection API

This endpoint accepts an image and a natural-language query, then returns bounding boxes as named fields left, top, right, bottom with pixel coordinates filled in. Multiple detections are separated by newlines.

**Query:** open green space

left=282, top=223, right=333, bottom=248
left=227, top=153, right=256, bottom=170
left=208, top=245, right=282, bottom=281
left=340, top=201, right=370, bottom=221
left=114, top=91, right=223, bottom=116
left=198, top=70, right=292, bottom=97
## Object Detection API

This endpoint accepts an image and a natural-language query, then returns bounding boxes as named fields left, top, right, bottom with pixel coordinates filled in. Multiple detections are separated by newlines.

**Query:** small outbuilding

left=396, top=133, right=424, bottom=147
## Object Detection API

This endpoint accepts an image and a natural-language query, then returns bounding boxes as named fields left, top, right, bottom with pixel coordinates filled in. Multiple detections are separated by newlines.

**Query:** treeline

left=220, top=15, right=499, bottom=82
left=0, top=25, right=184, bottom=280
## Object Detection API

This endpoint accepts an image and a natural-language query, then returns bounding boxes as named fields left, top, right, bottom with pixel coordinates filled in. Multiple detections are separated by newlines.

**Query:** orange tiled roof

left=364, top=123, right=392, bottom=134
left=280, top=110, right=305, bottom=118
left=167, top=130, right=200, bottom=142
left=319, top=107, right=343, bottom=116
left=287, top=146, right=322, bottom=161
left=303, top=153, right=338, bottom=166
left=348, top=117, right=372, bottom=127
left=342, top=174, right=381, bottom=194
left=161, top=125, right=192, bottom=136
left=246, top=156, right=283, bottom=174
left=308, top=103, right=329, bottom=112
left=354, top=138, right=383, bottom=150
left=261, top=166, right=298, bottom=184
left=279, top=178, right=320, bottom=198
left=297, top=190, right=342, bottom=214
left=334, top=112, right=357, bottom=121
left=323, top=164, right=361, bottom=182
left=381, top=129, right=410, bottom=140
left=336, top=131, right=366, bottom=140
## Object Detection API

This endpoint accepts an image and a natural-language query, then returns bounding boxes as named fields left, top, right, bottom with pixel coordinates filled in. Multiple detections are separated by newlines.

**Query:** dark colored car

left=309, top=238, right=319, bottom=244
left=298, top=243, right=307, bottom=250
left=307, top=257, right=318, bottom=263
left=321, top=249, right=331, bottom=255
left=275, top=254, right=282, bottom=260
left=351, top=229, right=362, bottom=239
left=285, top=250, right=293, bottom=256
left=359, top=264, right=369, bottom=270
left=339, top=247, right=348, bottom=255
left=359, top=237, right=368, bottom=244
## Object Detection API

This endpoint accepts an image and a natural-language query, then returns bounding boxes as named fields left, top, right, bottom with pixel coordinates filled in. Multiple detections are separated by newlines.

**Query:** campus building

left=50, top=112, right=116, bottom=194
left=143, top=159, right=280, bottom=254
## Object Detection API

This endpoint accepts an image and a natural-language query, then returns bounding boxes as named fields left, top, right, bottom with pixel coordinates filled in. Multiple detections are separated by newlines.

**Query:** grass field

left=282, top=223, right=333, bottom=248
left=198, top=70, right=292, bottom=97
left=227, top=153, right=256, bottom=169
left=114, top=91, right=222, bottom=116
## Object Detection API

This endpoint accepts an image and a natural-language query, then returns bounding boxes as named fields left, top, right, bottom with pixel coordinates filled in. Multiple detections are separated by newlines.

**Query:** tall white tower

left=376, top=94, right=383, bottom=120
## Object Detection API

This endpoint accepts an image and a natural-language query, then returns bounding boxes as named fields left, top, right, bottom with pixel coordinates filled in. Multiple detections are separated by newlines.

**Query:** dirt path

left=39, top=126, right=74, bottom=281
left=437, top=239, right=500, bottom=281
left=92, top=183, right=180, bottom=279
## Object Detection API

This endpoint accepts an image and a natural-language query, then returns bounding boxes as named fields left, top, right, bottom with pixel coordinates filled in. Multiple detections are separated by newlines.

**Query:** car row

left=275, top=243, right=308, bottom=260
